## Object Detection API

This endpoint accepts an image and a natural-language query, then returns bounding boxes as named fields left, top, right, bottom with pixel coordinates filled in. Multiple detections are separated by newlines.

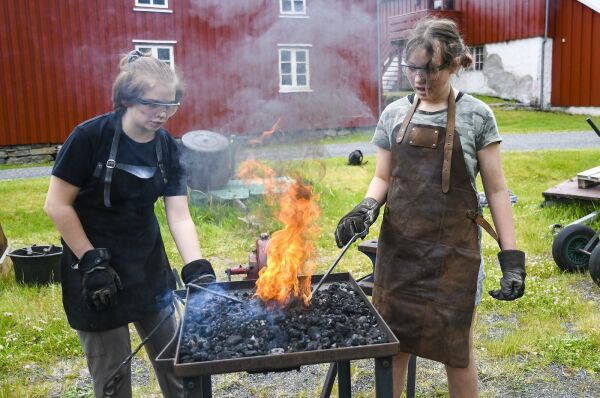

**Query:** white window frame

left=471, top=46, right=484, bottom=71
left=279, top=0, right=308, bottom=17
left=132, top=41, right=177, bottom=69
left=134, top=0, right=173, bottom=13
left=278, top=45, right=312, bottom=93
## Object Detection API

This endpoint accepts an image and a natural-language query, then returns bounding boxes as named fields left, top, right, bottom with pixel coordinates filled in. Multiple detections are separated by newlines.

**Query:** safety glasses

left=136, top=98, right=180, bottom=117
left=400, top=60, right=449, bottom=80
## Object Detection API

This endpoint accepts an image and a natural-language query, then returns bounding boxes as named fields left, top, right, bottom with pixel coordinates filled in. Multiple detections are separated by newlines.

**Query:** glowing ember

left=255, top=178, right=320, bottom=306
left=248, top=117, right=282, bottom=146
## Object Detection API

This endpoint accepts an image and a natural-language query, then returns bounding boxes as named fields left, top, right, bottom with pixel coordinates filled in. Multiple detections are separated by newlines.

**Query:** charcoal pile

left=179, top=282, right=387, bottom=364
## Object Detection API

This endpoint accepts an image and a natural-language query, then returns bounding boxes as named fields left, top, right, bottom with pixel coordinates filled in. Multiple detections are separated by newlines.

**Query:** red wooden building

left=380, top=0, right=600, bottom=109
left=0, top=0, right=378, bottom=147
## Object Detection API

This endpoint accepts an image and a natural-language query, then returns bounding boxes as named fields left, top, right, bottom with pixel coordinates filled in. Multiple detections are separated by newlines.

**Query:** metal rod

left=188, top=283, right=245, bottom=304
left=311, top=232, right=361, bottom=297
left=320, top=363, right=337, bottom=398
left=103, top=305, right=175, bottom=396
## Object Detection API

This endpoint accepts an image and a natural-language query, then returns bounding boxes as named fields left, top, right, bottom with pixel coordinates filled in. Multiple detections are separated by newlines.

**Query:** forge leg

left=183, top=376, right=212, bottom=398
left=407, top=355, right=417, bottom=398
left=375, top=356, right=393, bottom=398
left=320, top=362, right=337, bottom=398
left=337, top=360, right=351, bottom=398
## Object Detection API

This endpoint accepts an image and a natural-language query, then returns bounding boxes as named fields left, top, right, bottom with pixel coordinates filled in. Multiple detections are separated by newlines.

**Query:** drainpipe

left=539, top=0, right=549, bottom=109
left=376, top=0, right=382, bottom=116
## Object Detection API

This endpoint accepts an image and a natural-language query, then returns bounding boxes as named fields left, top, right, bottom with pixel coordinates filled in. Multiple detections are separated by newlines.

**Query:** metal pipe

left=540, top=0, right=549, bottom=109
left=188, top=283, right=245, bottom=304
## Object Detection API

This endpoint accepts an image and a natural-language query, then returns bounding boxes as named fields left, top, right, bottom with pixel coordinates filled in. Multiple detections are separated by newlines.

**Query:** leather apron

left=372, top=91, right=481, bottom=368
left=61, top=115, right=176, bottom=332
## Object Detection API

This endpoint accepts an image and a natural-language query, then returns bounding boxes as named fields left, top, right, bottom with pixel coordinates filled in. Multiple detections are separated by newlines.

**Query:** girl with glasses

left=44, top=51, right=214, bottom=397
left=335, top=18, right=525, bottom=397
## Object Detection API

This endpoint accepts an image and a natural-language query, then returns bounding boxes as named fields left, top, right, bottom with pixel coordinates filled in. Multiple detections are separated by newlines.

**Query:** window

left=133, top=42, right=176, bottom=68
left=136, top=0, right=168, bottom=8
left=278, top=47, right=311, bottom=93
left=471, top=46, right=484, bottom=71
left=432, top=0, right=453, bottom=10
left=134, top=0, right=172, bottom=13
left=280, top=0, right=306, bottom=15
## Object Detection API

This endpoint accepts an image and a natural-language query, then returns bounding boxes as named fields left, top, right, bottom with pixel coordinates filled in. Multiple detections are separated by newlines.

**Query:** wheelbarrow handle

left=587, top=118, right=600, bottom=138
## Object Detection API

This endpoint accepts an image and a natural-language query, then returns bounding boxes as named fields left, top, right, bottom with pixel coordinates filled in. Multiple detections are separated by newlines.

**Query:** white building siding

left=453, top=37, right=553, bottom=107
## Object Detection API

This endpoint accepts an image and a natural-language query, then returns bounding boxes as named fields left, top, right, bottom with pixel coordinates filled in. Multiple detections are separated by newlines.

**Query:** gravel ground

left=64, top=349, right=599, bottom=397
left=58, top=276, right=599, bottom=397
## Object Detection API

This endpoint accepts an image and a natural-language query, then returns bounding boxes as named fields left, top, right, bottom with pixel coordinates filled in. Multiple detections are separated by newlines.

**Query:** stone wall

left=0, top=144, right=61, bottom=165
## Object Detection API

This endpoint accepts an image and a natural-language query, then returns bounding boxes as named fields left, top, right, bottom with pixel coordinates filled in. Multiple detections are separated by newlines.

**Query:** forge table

left=157, top=273, right=398, bottom=398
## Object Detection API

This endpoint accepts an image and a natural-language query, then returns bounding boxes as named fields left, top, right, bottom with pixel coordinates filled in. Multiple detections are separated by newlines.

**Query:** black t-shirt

left=53, top=111, right=186, bottom=197
left=53, top=112, right=184, bottom=331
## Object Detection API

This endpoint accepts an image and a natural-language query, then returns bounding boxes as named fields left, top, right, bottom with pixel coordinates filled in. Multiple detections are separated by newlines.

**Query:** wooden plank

left=544, top=178, right=600, bottom=202
left=577, top=166, right=600, bottom=188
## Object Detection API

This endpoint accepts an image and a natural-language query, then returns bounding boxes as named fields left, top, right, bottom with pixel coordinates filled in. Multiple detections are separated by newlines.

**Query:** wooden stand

left=543, top=166, right=600, bottom=204
left=578, top=166, right=600, bottom=189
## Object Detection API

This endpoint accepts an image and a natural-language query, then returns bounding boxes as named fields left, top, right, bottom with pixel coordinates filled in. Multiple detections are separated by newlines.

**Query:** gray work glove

left=78, top=248, right=123, bottom=311
left=181, top=259, right=216, bottom=285
left=334, top=197, right=380, bottom=248
left=489, top=250, right=526, bottom=301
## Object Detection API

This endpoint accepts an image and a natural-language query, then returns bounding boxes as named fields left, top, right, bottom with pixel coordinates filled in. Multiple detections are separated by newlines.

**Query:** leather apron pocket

left=407, top=124, right=443, bottom=149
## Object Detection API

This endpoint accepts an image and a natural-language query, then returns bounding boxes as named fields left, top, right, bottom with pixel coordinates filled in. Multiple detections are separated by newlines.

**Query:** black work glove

left=334, top=197, right=380, bottom=248
left=78, top=248, right=123, bottom=311
left=181, top=259, right=216, bottom=285
left=489, top=250, right=526, bottom=301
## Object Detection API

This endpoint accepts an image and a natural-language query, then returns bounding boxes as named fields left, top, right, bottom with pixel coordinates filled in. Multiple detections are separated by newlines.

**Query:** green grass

left=1, top=150, right=600, bottom=394
left=494, top=108, right=591, bottom=133
left=0, top=162, right=52, bottom=171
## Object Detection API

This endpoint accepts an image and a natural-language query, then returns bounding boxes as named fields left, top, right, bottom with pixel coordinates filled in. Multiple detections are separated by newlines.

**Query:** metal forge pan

left=158, top=272, right=399, bottom=377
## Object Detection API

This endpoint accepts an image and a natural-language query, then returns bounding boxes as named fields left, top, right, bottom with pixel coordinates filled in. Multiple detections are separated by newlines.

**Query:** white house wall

left=452, top=37, right=553, bottom=107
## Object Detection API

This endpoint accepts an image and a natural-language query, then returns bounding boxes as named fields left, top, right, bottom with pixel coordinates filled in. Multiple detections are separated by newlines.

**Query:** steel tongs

left=311, top=231, right=363, bottom=297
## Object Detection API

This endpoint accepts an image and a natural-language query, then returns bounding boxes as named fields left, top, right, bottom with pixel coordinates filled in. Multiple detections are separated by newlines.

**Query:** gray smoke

left=187, top=0, right=377, bottom=136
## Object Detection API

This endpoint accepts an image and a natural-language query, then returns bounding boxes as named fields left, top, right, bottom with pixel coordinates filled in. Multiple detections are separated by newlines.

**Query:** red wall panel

left=0, top=0, right=379, bottom=146
left=380, top=0, right=548, bottom=46
left=552, top=0, right=600, bottom=106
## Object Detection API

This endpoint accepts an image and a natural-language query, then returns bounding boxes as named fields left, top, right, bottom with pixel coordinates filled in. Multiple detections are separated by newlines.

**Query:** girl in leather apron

left=45, top=51, right=215, bottom=398
left=335, top=18, right=526, bottom=397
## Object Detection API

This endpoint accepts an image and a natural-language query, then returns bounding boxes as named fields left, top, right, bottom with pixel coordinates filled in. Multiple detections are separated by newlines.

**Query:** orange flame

left=255, top=178, right=321, bottom=306
left=238, top=157, right=277, bottom=194
left=248, top=117, right=282, bottom=146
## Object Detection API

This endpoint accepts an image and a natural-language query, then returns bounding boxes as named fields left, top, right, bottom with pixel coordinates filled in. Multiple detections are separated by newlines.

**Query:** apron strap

left=442, top=89, right=456, bottom=194
left=155, top=134, right=168, bottom=185
left=466, top=210, right=501, bottom=248
left=395, top=96, right=420, bottom=144
left=104, top=121, right=122, bottom=208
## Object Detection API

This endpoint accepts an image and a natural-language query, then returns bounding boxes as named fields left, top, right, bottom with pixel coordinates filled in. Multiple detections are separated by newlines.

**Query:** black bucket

left=8, top=245, right=62, bottom=285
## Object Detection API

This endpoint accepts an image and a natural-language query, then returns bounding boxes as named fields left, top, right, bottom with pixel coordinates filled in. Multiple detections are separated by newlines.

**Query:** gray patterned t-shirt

left=371, top=93, right=502, bottom=192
